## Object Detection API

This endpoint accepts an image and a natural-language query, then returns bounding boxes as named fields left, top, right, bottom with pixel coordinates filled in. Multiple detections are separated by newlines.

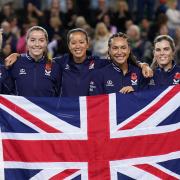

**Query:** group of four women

left=0, top=26, right=179, bottom=97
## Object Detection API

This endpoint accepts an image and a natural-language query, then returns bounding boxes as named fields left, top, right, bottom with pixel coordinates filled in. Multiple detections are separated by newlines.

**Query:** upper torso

left=89, top=63, right=149, bottom=95
left=10, top=53, right=61, bottom=97
left=55, top=54, right=110, bottom=97
left=149, top=64, right=180, bottom=87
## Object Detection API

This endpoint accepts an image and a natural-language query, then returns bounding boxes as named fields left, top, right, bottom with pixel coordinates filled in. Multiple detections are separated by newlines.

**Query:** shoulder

left=129, top=64, right=141, bottom=72
left=174, top=64, right=180, bottom=71
left=0, top=64, right=6, bottom=72
left=53, top=54, right=70, bottom=67
left=93, top=57, right=111, bottom=68
left=93, top=63, right=112, bottom=77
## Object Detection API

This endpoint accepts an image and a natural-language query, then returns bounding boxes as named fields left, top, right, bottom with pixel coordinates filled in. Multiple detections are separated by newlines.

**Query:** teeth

left=75, top=51, right=81, bottom=53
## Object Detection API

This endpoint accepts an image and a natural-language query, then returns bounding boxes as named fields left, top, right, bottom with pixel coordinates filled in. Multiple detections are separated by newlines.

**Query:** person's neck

left=29, top=53, right=43, bottom=62
left=114, top=61, right=128, bottom=75
left=159, top=63, right=173, bottom=72
left=73, top=55, right=86, bottom=64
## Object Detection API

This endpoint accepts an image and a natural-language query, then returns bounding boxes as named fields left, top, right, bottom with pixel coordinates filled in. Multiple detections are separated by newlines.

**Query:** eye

left=112, top=46, right=118, bottom=50
left=30, top=39, right=35, bottom=42
left=39, top=39, right=45, bottom=43
left=80, top=41, right=85, bottom=44
left=164, top=47, right=170, bottom=51
left=70, top=41, right=76, bottom=45
left=155, top=48, right=160, bottom=52
left=121, top=46, right=127, bottom=49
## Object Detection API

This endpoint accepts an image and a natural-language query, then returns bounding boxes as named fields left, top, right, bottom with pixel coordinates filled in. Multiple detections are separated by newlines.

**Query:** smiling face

left=154, top=39, right=174, bottom=70
left=68, top=31, right=89, bottom=63
left=109, top=36, right=130, bottom=66
left=26, top=30, right=47, bottom=61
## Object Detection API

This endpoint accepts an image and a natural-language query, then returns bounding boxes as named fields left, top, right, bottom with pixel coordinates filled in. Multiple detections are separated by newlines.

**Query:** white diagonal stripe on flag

left=2, top=132, right=87, bottom=140
left=148, top=163, right=180, bottom=179
left=111, top=164, right=160, bottom=180
left=111, top=123, right=180, bottom=138
left=114, top=86, right=177, bottom=129
left=109, top=151, right=180, bottom=166
left=135, top=92, right=180, bottom=128
left=1, top=95, right=85, bottom=134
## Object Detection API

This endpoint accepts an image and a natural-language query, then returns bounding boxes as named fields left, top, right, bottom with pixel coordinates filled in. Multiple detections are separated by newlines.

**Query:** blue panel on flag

left=0, top=109, right=37, bottom=133
left=158, top=107, right=180, bottom=126
left=27, top=96, right=81, bottom=128
left=5, top=169, right=41, bottom=180
left=115, top=89, right=164, bottom=125
left=117, top=172, right=135, bottom=179
left=158, top=158, right=180, bottom=174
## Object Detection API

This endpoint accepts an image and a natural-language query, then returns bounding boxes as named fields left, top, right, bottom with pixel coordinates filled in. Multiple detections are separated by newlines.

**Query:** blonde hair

left=94, top=22, right=109, bottom=40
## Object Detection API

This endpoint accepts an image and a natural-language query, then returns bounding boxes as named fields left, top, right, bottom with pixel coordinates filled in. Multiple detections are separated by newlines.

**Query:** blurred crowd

left=0, top=0, right=180, bottom=65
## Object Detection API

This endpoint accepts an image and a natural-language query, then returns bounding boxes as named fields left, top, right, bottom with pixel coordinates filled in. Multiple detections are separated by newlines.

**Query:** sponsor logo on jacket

left=106, top=80, right=114, bottom=87
left=19, top=69, right=27, bottom=75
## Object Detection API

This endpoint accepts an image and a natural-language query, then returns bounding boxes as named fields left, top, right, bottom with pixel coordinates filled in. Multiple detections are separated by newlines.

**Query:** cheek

left=42, top=43, right=47, bottom=50
left=153, top=52, right=159, bottom=59
left=68, top=44, right=73, bottom=51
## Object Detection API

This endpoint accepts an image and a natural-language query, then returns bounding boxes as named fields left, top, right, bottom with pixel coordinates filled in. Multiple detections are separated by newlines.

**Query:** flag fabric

left=0, top=85, right=180, bottom=180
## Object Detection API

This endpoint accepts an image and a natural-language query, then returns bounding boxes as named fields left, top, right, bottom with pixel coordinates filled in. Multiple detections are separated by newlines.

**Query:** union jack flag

left=0, top=85, right=180, bottom=180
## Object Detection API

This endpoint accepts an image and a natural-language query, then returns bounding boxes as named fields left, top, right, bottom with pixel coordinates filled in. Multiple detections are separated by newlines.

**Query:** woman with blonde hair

left=92, top=22, right=111, bottom=58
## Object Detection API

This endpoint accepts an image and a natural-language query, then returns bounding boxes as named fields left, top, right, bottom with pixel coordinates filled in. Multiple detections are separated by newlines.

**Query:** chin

left=116, top=60, right=125, bottom=64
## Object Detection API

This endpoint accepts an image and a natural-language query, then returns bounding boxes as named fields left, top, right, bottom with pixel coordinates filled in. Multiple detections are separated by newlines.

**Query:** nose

left=75, top=43, right=81, bottom=48
left=159, top=49, right=166, bottom=55
left=34, top=40, right=39, bottom=46
left=116, top=47, right=123, bottom=54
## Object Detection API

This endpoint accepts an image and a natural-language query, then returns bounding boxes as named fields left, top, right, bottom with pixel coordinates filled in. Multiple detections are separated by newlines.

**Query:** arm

left=5, top=53, right=20, bottom=67
left=1, top=67, right=15, bottom=95
left=138, top=62, right=153, bottom=78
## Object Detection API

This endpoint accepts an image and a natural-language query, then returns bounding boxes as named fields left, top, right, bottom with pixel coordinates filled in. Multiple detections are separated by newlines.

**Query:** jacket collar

left=157, top=61, right=176, bottom=73
left=112, top=62, right=132, bottom=74
left=25, top=53, right=45, bottom=63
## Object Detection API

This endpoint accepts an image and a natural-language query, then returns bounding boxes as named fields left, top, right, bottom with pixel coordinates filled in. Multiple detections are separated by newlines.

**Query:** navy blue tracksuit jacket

left=0, top=64, right=13, bottom=94
left=149, top=64, right=180, bottom=87
left=54, top=54, right=109, bottom=97
left=89, top=63, right=149, bottom=95
left=9, top=54, right=61, bottom=97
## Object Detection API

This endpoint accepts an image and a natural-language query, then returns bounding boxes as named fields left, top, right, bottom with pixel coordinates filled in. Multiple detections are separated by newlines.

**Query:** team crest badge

left=45, top=62, right=52, bottom=76
left=131, top=72, right=138, bottom=85
left=173, top=72, right=180, bottom=85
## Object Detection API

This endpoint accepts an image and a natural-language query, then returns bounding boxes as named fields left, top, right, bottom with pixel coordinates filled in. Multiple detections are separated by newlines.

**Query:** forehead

left=28, top=30, right=46, bottom=38
left=110, top=37, right=128, bottom=46
left=69, top=32, right=87, bottom=40
left=155, top=39, right=171, bottom=48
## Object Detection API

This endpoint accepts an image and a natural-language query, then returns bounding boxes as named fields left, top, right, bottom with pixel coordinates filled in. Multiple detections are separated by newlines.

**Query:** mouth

left=159, top=57, right=168, bottom=61
left=115, top=55, right=125, bottom=60
left=74, top=49, right=82, bottom=54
